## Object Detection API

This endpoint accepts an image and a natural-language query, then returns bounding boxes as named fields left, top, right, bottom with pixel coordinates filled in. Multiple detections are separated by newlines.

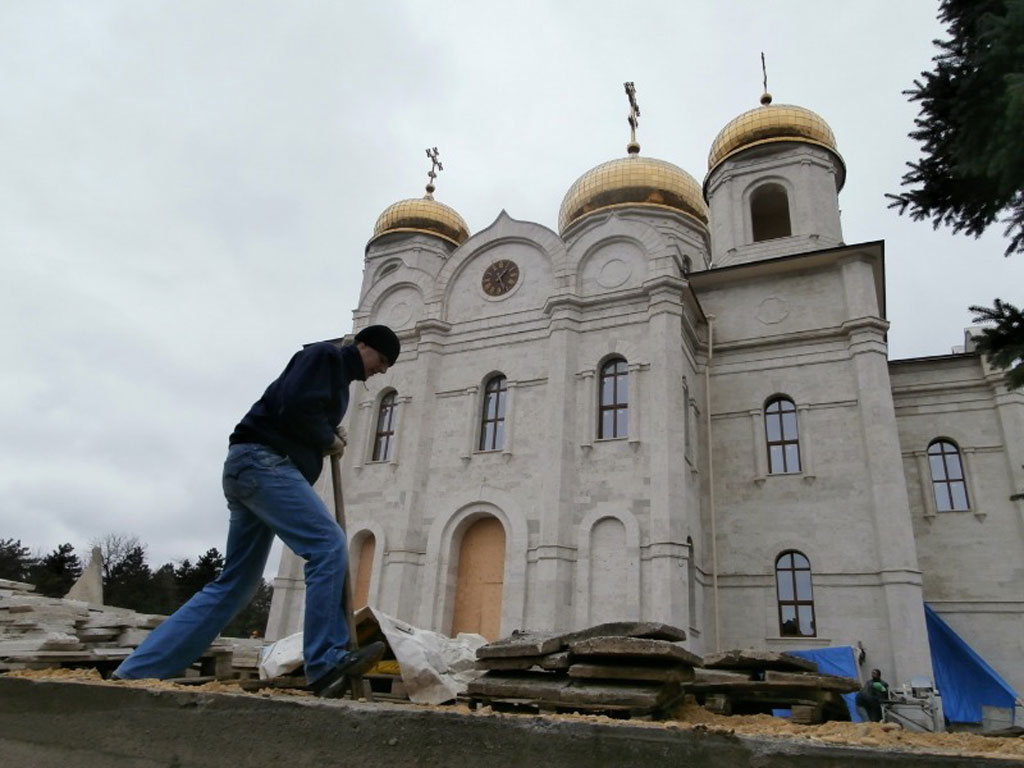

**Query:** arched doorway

left=451, top=516, right=506, bottom=640
left=352, top=534, right=375, bottom=609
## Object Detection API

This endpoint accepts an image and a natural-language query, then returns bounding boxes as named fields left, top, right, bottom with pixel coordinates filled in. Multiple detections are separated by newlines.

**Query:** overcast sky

left=1, top=2, right=1021, bottom=577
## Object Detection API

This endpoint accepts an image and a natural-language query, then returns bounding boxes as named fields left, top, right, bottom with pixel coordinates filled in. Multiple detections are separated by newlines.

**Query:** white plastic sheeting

left=257, top=606, right=487, bottom=705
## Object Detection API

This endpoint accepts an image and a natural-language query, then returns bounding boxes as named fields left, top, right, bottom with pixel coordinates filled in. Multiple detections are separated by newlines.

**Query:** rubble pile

left=0, top=578, right=259, bottom=680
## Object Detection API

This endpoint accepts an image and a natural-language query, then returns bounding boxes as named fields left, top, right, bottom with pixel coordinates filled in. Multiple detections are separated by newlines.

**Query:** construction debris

left=470, top=622, right=859, bottom=722
left=0, top=578, right=259, bottom=681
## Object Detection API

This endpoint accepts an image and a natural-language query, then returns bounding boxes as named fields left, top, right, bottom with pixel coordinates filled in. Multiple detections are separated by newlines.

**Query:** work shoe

left=310, top=641, right=385, bottom=698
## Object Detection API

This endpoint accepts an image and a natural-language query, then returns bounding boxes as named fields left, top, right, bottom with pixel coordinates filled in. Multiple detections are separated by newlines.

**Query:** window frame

left=764, top=396, right=801, bottom=475
left=478, top=375, right=508, bottom=452
left=927, top=439, right=970, bottom=512
left=371, top=391, right=397, bottom=462
left=597, top=358, right=629, bottom=440
left=775, top=550, right=816, bottom=638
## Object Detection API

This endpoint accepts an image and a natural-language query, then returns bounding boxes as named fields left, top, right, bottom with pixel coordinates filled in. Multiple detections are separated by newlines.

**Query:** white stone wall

left=891, top=355, right=1024, bottom=694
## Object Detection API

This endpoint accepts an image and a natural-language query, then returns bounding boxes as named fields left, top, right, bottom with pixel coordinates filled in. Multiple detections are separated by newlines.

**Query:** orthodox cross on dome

left=624, top=81, right=640, bottom=154
left=760, top=52, right=773, bottom=105
left=425, top=146, right=443, bottom=196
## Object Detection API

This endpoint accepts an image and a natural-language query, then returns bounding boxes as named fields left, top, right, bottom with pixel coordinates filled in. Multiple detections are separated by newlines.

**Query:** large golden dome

left=559, top=152, right=708, bottom=234
left=370, top=193, right=469, bottom=247
left=707, top=97, right=844, bottom=183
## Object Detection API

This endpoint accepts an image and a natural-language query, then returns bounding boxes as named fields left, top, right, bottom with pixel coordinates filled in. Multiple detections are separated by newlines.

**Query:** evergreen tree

left=29, top=543, right=82, bottom=597
left=970, top=299, right=1024, bottom=386
left=175, top=548, right=224, bottom=600
left=105, top=545, right=153, bottom=612
left=223, top=579, right=274, bottom=639
left=887, top=0, right=1024, bottom=255
left=0, top=538, right=34, bottom=582
left=150, top=562, right=180, bottom=615
left=889, top=0, right=1024, bottom=386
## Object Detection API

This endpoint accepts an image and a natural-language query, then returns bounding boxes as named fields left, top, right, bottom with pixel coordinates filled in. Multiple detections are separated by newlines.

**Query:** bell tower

left=703, top=81, right=846, bottom=266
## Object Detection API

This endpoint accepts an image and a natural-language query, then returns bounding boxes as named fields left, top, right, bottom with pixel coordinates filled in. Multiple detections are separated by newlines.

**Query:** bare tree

left=91, top=533, right=145, bottom=582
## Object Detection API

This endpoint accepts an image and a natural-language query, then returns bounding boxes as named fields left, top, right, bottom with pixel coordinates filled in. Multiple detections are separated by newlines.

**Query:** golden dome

left=707, top=100, right=843, bottom=181
left=370, top=193, right=469, bottom=247
left=559, top=153, right=708, bottom=234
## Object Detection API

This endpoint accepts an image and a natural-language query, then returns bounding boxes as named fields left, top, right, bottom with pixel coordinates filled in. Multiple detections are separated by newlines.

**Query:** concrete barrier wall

left=0, top=677, right=1011, bottom=768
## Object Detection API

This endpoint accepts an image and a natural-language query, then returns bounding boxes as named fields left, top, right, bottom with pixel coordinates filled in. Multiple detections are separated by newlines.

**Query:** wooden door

left=451, top=517, right=505, bottom=640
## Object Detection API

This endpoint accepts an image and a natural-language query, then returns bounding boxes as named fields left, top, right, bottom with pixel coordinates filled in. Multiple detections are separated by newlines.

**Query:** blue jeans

left=114, top=443, right=349, bottom=684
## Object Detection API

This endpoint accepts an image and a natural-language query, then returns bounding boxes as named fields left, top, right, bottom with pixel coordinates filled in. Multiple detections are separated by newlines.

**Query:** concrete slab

left=0, top=677, right=1017, bottom=768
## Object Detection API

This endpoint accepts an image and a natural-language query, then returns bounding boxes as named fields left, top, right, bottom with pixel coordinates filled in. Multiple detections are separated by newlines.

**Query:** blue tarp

left=784, top=646, right=862, bottom=721
left=924, top=603, right=1018, bottom=724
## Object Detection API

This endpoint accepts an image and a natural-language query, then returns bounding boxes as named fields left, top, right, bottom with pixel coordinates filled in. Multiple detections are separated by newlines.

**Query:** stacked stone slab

left=469, top=622, right=697, bottom=716
left=691, top=650, right=859, bottom=723
left=0, top=578, right=250, bottom=679
left=470, top=624, right=861, bottom=722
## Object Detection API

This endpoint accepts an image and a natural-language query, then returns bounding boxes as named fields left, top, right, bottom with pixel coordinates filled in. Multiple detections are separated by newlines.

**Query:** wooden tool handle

left=329, top=453, right=357, bottom=651
left=329, top=452, right=370, bottom=701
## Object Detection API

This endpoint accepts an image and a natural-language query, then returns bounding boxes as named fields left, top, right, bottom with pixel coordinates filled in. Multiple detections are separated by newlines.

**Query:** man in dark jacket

left=855, top=668, right=890, bottom=722
left=114, top=325, right=400, bottom=698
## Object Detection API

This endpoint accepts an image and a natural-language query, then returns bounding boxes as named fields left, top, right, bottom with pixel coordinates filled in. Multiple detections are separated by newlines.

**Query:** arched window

left=598, top=358, right=629, bottom=439
left=765, top=397, right=800, bottom=474
left=776, top=551, right=815, bottom=637
left=928, top=439, right=970, bottom=511
left=372, top=392, right=397, bottom=462
left=479, top=375, right=508, bottom=451
left=376, top=260, right=400, bottom=280
left=751, top=183, right=792, bottom=242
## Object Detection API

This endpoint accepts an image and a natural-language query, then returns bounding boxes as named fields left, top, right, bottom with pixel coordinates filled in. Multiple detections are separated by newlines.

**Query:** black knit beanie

left=354, top=325, right=401, bottom=365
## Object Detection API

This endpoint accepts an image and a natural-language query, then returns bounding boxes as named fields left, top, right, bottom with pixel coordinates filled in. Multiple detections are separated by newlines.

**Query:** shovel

left=329, top=451, right=373, bottom=702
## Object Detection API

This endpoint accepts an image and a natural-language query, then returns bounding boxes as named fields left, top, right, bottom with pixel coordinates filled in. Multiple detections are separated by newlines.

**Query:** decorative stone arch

left=358, top=275, right=431, bottom=330
left=347, top=521, right=387, bottom=609
left=565, top=214, right=675, bottom=284
left=574, top=508, right=642, bottom=627
left=419, top=489, right=529, bottom=636
left=432, top=210, right=568, bottom=307
left=742, top=176, right=796, bottom=243
left=372, top=258, right=404, bottom=284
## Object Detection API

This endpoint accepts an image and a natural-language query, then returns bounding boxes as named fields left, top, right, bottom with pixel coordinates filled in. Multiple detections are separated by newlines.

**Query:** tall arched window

left=598, top=358, right=629, bottom=439
left=372, top=392, right=397, bottom=462
left=775, top=551, right=816, bottom=637
left=751, top=183, right=792, bottom=242
left=479, top=375, right=508, bottom=451
left=928, top=439, right=970, bottom=511
left=765, top=396, right=800, bottom=474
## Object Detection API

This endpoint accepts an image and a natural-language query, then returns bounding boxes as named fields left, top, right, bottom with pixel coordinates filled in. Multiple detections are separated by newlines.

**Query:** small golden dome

left=707, top=101, right=843, bottom=180
left=370, top=193, right=469, bottom=247
left=559, top=154, right=708, bottom=234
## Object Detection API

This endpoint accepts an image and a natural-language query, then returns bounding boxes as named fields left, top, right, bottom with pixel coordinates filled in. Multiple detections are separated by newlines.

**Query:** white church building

left=266, top=90, right=1024, bottom=701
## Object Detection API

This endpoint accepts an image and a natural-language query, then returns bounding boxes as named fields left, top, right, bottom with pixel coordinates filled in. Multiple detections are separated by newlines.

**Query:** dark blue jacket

left=229, top=342, right=365, bottom=484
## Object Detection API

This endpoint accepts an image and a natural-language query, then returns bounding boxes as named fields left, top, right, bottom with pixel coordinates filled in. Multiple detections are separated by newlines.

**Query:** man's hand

left=323, top=425, right=348, bottom=457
